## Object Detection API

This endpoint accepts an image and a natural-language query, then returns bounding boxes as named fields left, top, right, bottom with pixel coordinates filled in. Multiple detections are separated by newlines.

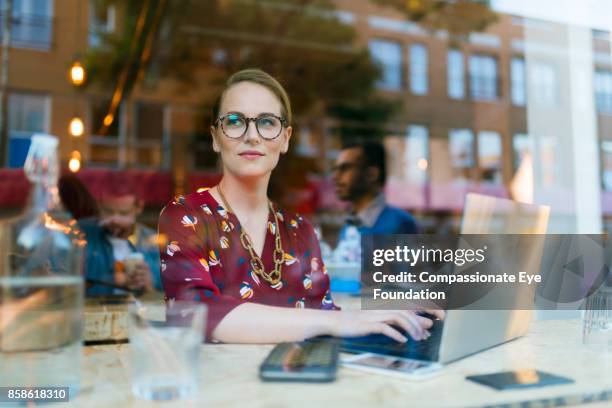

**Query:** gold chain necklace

left=217, top=184, right=284, bottom=286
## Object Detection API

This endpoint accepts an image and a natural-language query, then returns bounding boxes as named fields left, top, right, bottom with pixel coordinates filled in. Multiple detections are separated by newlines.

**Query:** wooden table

left=70, top=296, right=612, bottom=407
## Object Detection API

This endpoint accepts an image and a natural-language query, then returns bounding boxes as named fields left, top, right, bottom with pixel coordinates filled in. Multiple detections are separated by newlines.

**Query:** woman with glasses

left=158, top=68, right=443, bottom=343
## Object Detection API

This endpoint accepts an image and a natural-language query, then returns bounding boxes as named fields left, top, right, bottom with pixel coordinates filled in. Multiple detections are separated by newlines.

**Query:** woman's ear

left=281, top=126, right=292, bottom=154
left=210, top=126, right=220, bottom=153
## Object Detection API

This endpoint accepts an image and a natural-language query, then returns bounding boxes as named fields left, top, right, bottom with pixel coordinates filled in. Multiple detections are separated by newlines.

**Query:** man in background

left=80, top=190, right=161, bottom=296
left=332, top=141, right=419, bottom=241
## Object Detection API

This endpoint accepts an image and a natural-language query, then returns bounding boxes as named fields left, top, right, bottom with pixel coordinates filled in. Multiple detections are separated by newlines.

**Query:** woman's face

left=211, top=81, right=292, bottom=180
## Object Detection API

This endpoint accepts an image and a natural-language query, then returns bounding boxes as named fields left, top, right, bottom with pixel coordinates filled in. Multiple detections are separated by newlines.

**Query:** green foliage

left=84, top=0, right=166, bottom=97
left=84, top=0, right=497, bottom=206
left=85, top=0, right=401, bottom=165
left=372, top=0, right=497, bottom=38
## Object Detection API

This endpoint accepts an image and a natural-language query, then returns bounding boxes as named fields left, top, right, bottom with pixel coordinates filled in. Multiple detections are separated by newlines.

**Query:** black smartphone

left=466, top=369, right=574, bottom=390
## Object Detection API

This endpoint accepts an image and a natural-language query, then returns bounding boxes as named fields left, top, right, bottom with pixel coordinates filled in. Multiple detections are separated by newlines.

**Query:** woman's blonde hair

left=212, top=68, right=292, bottom=125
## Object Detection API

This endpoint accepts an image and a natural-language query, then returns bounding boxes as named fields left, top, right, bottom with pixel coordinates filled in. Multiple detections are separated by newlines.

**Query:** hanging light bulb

left=69, top=61, right=86, bottom=86
left=68, top=151, right=82, bottom=173
left=69, top=117, right=84, bottom=137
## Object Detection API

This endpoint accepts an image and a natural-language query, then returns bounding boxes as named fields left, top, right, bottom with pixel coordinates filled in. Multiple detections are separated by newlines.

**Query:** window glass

left=449, top=128, right=475, bottom=169
left=511, top=58, right=526, bottom=106
left=8, top=93, right=49, bottom=168
left=448, top=50, right=465, bottom=99
left=369, top=39, right=402, bottom=91
left=478, top=131, right=502, bottom=183
left=409, top=44, right=428, bottom=95
left=469, top=54, right=498, bottom=100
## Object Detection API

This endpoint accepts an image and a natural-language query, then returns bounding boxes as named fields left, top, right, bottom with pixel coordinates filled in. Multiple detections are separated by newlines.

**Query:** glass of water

left=129, top=301, right=206, bottom=401
left=583, top=286, right=612, bottom=350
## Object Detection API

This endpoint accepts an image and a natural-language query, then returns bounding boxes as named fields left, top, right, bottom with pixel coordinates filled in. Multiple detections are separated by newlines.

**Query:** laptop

left=341, top=194, right=550, bottom=364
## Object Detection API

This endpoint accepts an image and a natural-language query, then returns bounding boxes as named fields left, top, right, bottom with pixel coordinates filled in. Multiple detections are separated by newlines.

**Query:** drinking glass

left=129, top=301, right=206, bottom=401
left=583, top=287, right=612, bottom=350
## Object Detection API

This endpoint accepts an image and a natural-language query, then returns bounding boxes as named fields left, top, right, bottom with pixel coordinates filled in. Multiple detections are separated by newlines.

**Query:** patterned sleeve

left=158, top=200, right=242, bottom=341
left=299, top=217, right=340, bottom=311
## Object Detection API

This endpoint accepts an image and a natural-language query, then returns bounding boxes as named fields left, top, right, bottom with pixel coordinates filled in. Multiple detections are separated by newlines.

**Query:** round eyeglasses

left=215, top=112, right=287, bottom=140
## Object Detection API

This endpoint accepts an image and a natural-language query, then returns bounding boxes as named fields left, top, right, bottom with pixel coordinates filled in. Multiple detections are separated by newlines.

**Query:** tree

left=372, top=0, right=497, bottom=39
left=84, top=0, right=498, bottom=207
left=85, top=0, right=400, bottom=208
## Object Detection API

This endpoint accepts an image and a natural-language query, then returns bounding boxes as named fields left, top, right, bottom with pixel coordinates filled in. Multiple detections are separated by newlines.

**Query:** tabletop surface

left=70, top=296, right=612, bottom=407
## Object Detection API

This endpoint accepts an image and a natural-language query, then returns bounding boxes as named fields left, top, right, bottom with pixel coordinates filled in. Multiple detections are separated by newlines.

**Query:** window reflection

left=477, top=131, right=502, bottom=183
left=369, top=39, right=403, bottom=91
left=531, top=63, right=559, bottom=107
left=595, top=70, right=612, bottom=113
left=448, top=50, right=465, bottom=100
left=409, top=44, right=428, bottom=95
left=469, top=54, right=499, bottom=101
left=449, top=129, right=475, bottom=180
left=511, top=58, right=526, bottom=106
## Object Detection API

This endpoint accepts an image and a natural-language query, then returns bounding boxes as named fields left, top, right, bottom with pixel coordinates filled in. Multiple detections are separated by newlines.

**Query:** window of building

left=8, top=92, right=50, bottom=168
left=449, top=129, right=474, bottom=180
left=89, top=0, right=116, bottom=47
left=448, top=50, right=465, bottom=99
left=409, top=44, right=428, bottom=95
left=89, top=98, right=122, bottom=166
left=405, top=125, right=429, bottom=184
left=539, top=135, right=557, bottom=187
left=511, top=58, right=526, bottom=106
left=134, top=102, right=167, bottom=168
left=602, top=141, right=612, bottom=191
left=5, top=0, right=53, bottom=50
left=469, top=54, right=498, bottom=101
left=595, top=70, right=612, bottom=114
left=592, top=29, right=610, bottom=41
left=531, top=63, right=558, bottom=107
left=477, top=131, right=502, bottom=183
left=369, top=39, right=402, bottom=91
left=513, top=133, right=534, bottom=171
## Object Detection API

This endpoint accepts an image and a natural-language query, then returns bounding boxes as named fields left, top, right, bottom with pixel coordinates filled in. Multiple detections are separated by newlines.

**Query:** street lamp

left=68, top=150, right=81, bottom=173
left=69, top=117, right=84, bottom=137
left=69, top=61, right=86, bottom=86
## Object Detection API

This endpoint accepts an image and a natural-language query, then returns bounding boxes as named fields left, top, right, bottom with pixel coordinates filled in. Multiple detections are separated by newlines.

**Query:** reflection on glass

left=369, top=39, right=402, bottom=91
left=449, top=129, right=474, bottom=180
left=469, top=54, right=498, bottom=101
left=539, top=136, right=558, bottom=187
left=595, top=69, right=612, bottom=113
left=601, top=141, right=612, bottom=191
left=513, top=133, right=534, bottom=171
left=409, top=44, right=428, bottom=95
left=531, top=63, right=559, bottom=107
left=478, top=131, right=502, bottom=183
left=405, top=125, right=429, bottom=184
left=511, top=58, right=526, bottom=106
left=448, top=49, right=465, bottom=99
left=8, top=93, right=50, bottom=168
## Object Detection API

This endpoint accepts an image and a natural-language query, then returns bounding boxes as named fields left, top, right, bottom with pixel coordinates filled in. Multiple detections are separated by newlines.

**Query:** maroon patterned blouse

left=158, top=188, right=337, bottom=340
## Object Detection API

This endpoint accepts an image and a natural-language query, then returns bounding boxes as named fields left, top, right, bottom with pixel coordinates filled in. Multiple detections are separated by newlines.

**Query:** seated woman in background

left=158, top=68, right=443, bottom=343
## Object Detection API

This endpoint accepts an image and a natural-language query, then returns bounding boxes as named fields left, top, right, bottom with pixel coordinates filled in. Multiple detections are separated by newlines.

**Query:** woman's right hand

left=328, top=309, right=444, bottom=342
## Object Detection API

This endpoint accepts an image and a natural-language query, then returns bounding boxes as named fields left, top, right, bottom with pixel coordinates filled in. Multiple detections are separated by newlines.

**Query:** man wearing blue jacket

left=333, top=141, right=419, bottom=241
left=80, top=193, right=161, bottom=296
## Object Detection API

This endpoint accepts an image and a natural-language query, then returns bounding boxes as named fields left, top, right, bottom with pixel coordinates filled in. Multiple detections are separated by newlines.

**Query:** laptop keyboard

left=340, top=319, right=444, bottom=361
